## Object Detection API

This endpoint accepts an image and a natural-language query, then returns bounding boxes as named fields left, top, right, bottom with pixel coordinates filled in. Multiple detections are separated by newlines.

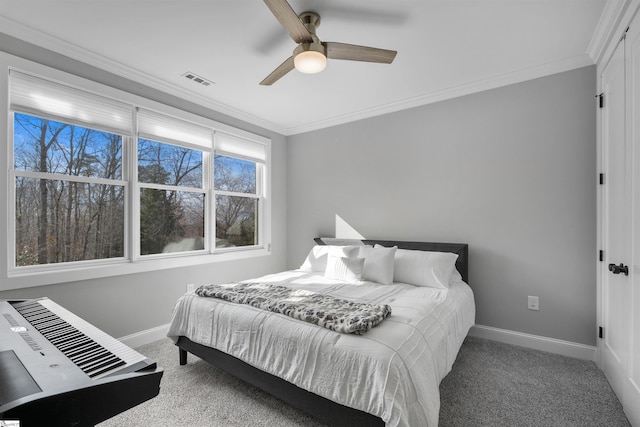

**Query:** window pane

left=15, top=177, right=124, bottom=266
left=138, top=138, right=203, bottom=188
left=14, top=113, right=122, bottom=180
left=140, top=188, right=204, bottom=255
left=214, top=155, right=256, bottom=194
left=215, top=195, right=257, bottom=247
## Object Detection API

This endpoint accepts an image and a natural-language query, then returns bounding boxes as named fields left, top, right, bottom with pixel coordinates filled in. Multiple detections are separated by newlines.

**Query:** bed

left=167, top=238, right=475, bottom=426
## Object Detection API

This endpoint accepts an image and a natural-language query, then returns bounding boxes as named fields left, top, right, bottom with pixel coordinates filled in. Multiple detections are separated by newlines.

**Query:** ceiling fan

left=260, top=0, right=398, bottom=85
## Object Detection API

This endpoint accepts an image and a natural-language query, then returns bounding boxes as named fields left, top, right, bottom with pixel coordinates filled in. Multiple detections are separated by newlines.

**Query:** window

left=138, top=139, right=205, bottom=255
left=4, top=62, right=270, bottom=287
left=9, top=70, right=133, bottom=270
left=136, top=109, right=210, bottom=256
left=214, top=132, right=266, bottom=249
left=13, top=113, right=126, bottom=266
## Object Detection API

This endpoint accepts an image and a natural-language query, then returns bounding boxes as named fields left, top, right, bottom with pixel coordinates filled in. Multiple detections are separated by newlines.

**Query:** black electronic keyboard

left=0, top=298, right=163, bottom=426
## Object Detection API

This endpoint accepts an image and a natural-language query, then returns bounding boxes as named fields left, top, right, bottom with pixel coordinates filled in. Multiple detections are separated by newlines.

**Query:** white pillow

left=377, top=245, right=458, bottom=289
left=359, top=245, right=397, bottom=285
left=324, top=255, right=364, bottom=283
left=449, top=268, right=463, bottom=283
left=299, top=245, right=361, bottom=272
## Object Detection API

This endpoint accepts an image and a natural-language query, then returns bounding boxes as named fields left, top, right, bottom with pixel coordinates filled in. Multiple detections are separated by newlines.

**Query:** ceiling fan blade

left=263, top=0, right=313, bottom=43
left=325, top=42, right=397, bottom=64
left=260, top=56, right=295, bottom=85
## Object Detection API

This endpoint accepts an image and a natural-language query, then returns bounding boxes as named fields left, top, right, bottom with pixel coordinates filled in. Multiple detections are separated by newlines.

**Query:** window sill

left=2, top=247, right=270, bottom=291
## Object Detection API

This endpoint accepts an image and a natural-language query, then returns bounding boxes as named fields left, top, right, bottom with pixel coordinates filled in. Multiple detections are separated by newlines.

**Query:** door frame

left=596, top=3, right=640, bottom=426
left=596, top=0, right=640, bottom=371
left=599, top=34, right=630, bottom=395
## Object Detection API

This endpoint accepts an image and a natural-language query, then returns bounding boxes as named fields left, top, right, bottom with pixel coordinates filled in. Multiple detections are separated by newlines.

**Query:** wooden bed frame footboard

left=175, top=239, right=470, bottom=426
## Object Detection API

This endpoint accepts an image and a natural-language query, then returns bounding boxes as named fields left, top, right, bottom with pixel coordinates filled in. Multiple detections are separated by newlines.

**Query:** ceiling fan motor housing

left=299, top=11, right=321, bottom=33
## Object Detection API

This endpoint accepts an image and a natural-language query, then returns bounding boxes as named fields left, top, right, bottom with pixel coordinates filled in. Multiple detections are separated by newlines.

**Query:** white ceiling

left=0, top=0, right=613, bottom=135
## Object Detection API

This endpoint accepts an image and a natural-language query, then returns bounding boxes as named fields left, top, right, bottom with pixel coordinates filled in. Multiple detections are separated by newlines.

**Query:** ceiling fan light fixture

left=293, top=43, right=327, bottom=74
left=259, top=2, right=396, bottom=85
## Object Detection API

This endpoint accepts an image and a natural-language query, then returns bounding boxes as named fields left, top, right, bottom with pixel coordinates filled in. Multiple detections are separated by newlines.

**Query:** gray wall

left=0, top=34, right=289, bottom=338
left=0, top=32, right=597, bottom=346
left=287, top=66, right=597, bottom=346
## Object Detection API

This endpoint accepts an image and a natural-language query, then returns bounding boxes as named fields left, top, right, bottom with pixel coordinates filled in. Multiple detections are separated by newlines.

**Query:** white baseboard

left=116, top=322, right=598, bottom=361
left=118, top=323, right=171, bottom=349
left=469, top=324, right=597, bottom=361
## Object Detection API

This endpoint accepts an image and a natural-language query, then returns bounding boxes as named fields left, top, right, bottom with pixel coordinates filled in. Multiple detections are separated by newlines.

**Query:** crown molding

left=0, top=16, right=288, bottom=136
left=284, top=54, right=595, bottom=135
left=0, top=15, right=599, bottom=138
left=587, top=0, right=635, bottom=64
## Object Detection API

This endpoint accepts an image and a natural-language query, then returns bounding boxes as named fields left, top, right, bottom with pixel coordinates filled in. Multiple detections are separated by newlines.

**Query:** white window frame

left=213, top=131, right=268, bottom=255
left=135, top=107, right=212, bottom=259
left=0, top=53, right=271, bottom=291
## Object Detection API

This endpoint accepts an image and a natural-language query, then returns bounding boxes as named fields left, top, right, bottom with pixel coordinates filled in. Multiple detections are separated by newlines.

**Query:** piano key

left=36, top=319, right=67, bottom=332
left=46, top=327, right=80, bottom=338
left=67, top=342, right=101, bottom=359
left=17, top=307, right=50, bottom=317
left=27, top=309, right=57, bottom=318
left=73, top=347, right=109, bottom=366
left=28, top=315, right=59, bottom=325
left=47, top=329, right=82, bottom=343
left=82, top=354, right=122, bottom=373
left=40, top=324, right=76, bottom=338
left=36, top=315, right=65, bottom=326
left=82, top=352, right=116, bottom=368
left=72, top=352, right=106, bottom=367
left=12, top=302, right=41, bottom=311
left=81, top=359, right=117, bottom=377
left=57, top=336, right=92, bottom=352
left=86, top=359, right=127, bottom=378
left=64, top=345, right=96, bottom=360
left=0, top=299, right=162, bottom=426
left=74, top=348, right=110, bottom=367
left=12, top=298, right=149, bottom=380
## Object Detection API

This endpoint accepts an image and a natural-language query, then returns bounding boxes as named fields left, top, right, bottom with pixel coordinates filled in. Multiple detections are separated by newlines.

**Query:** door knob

left=609, top=263, right=629, bottom=276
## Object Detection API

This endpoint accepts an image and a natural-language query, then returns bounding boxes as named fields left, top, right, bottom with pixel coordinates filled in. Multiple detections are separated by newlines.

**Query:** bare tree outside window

left=12, top=116, right=260, bottom=264
left=214, top=155, right=258, bottom=247
left=7, top=68, right=270, bottom=284
left=13, top=113, right=124, bottom=266
left=138, top=139, right=204, bottom=255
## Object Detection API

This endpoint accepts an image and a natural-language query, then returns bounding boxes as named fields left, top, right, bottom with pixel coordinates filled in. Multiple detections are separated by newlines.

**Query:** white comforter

left=167, top=270, right=475, bottom=427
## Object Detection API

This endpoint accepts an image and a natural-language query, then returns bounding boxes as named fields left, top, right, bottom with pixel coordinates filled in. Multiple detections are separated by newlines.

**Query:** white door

left=601, top=35, right=631, bottom=408
left=628, top=15, right=640, bottom=427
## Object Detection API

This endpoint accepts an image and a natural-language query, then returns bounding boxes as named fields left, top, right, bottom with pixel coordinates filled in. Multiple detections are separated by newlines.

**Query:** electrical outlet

left=186, top=283, right=195, bottom=293
left=528, top=296, right=539, bottom=311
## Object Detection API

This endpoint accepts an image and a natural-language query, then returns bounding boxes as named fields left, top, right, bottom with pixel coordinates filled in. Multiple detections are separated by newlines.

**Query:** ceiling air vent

left=182, top=71, right=214, bottom=87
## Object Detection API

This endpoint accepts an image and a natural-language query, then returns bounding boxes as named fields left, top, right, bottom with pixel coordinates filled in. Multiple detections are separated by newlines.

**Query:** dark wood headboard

left=314, top=237, right=469, bottom=284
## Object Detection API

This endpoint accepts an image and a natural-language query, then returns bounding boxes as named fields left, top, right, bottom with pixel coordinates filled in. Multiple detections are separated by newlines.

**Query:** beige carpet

left=98, top=338, right=325, bottom=427
left=98, top=336, right=630, bottom=427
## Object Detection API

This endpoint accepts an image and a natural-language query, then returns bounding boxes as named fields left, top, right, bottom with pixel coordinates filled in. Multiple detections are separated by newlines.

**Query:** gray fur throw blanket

left=195, top=282, right=392, bottom=334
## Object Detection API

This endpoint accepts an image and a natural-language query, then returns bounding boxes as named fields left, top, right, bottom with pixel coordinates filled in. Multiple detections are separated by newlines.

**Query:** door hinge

left=599, top=250, right=604, bottom=262
left=599, top=173, right=604, bottom=185
left=621, top=26, right=630, bottom=42
left=598, top=93, right=604, bottom=109
left=599, top=326, right=604, bottom=339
